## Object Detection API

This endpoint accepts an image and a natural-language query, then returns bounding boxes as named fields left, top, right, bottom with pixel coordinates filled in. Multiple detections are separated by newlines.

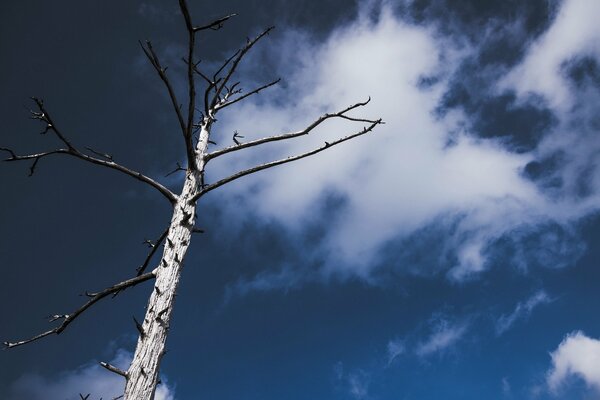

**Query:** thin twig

left=3, top=272, right=156, bottom=349
left=193, top=14, right=237, bottom=32
left=215, top=78, right=281, bottom=111
left=137, top=228, right=168, bottom=276
left=100, top=361, right=128, bottom=378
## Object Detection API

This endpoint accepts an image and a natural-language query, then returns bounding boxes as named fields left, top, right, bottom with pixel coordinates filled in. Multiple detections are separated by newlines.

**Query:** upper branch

left=214, top=78, right=281, bottom=111
left=139, top=40, right=186, bottom=134
left=3, top=271, right=156, bottom=349
left=194, top=118, right=383, bottom=200
left=211, top=27, right=275, bottom=113
left=193, top=14, right=237, bottom=32
left=178, top=0, right=199, bottom=169
left=206, top=98, right=376, bottom=161
left=2, top=100, right=178, bottom=204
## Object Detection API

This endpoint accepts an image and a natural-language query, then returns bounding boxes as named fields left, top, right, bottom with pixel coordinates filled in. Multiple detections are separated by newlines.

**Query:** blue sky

left=1, top=0, right=600, bottom=399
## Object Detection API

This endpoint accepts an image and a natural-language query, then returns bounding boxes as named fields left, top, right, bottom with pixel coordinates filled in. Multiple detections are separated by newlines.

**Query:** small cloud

left=495, top=290, right=552, bottom=335
left=502, top=376, right=511, bottom=396
left=416, top=318, right=469, bottom=357
left=334, top=363, right=371, bottom=400
left=8, top=349, right=175, bottom=400
left=347, top=370, right=371, bottom=400
left=547, top=331, right=600, bottom=393
left=386, top=338, right=405, bottom=365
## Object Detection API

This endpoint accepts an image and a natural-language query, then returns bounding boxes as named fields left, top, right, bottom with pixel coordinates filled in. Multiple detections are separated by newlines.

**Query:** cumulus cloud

left=8, top=349, right=175, bottom=400
left=495, top=290, right=551, bottom=335
left=547, top=331, right=600, bottom=393
left=207, top=0, right=600, bottom=293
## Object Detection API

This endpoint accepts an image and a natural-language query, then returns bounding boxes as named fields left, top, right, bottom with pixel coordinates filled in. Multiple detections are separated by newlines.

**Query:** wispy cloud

left=334, top=362, right=371, bottom=400
left=416, top=318, right=469, bottom=357
left=495, top=290, right=552, bottom=335
left=7, top=349, right=175, bottom=400
left=386, top=339, right=405, bottom=365
left=547, top=331, right=600, bottom=393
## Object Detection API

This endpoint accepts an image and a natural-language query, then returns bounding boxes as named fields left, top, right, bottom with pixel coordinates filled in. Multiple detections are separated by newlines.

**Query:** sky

left=1, top=0, right=600, bottom=399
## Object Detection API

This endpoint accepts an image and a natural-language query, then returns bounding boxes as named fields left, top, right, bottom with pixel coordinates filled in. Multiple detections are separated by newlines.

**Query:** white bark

left=123, top=123, right=211, bottom=399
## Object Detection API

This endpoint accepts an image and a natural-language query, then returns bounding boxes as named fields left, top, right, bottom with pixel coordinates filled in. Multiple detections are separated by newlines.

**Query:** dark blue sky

left=1, top=1, right=600, bottom=399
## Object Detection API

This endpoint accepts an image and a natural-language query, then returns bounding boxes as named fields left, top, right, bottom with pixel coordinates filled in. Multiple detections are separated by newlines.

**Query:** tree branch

left=211, top=27, right=274, bottom=112
left=100, top=361, right=128, bottom=378
left=206, top=98, right=376, bottom=161
left=139, top=40, right=196, bottom=166
left=194, top=118, right=383, bottom=199
left=3, top=272, right=156, bottom=349
left=215, top=78, right=281, bottom=111
left=178, top=0, right=199, bottom=170
left=193, top=14, right=237, bottom=32
left=2, top=100, right=178, bottom=203
left=137, top=228, right=169, bottom=276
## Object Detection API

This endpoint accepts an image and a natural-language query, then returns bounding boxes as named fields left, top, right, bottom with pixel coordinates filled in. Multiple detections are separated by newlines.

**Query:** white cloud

left=8, top=349, right=175, bottom=400
left=207, top=0, right=600, bottom=292
left=495, top=290, right=551, bottom=335
left=416, top=318, right=469, bottom=357
left=500, top=0, right=600, bottom=111
left=547, top=331, right=600, bottom=393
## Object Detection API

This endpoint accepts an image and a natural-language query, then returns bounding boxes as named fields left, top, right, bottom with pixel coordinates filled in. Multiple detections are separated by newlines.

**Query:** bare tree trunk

left=124, top=124, right=210, bottom=398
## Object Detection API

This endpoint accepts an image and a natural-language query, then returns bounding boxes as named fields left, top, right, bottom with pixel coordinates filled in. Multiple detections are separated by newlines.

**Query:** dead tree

left=1, top=1, right=383, bottom=399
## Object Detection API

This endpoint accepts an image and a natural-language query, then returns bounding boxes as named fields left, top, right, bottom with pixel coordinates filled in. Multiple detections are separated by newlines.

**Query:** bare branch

left=3, top=272, right=156, bottom=349
left=100, top=361, right=128, bottom=378
left=194, top=118, right=383, bottom=200
left=193, top=14, right=237, bottom=32
left=137, top=228, right=169, bottom=276
left=4, top=100, right=178, bottom=203
left=30, top=97, right=74, bottom=150
left=212, top=27, right=275, bottom=112
left=206, top=98, right=376, bottom=161
left=85, top=146, right=113, bottom=161
left=139, top=40, right=196, bottom=167
left=1, top=148, right=69, bottom=176
left=178, top=0, right=199, bottom=170
left=215, top=78, right=281, bottom=111
left=164, top=162, right=187, bottom=177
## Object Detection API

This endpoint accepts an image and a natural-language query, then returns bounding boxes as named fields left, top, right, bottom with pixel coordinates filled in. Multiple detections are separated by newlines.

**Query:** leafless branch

left=193, top=14, right=237, bottom=32
left=178, top=0, right=199, bottom=170
left=165, top=162, right=187, bottom=177
left=137, top=228, right=168, bottom=276
left=3, top=271, right=156, bottom=349
left=100, top=361, right=128, bottom=378
left=215, top=78, right=281, bottom=111
left=85, top=146, right=114, bottom=161
left=206, top=98, right=376, bottom=161
left=2, top=100, right=178, bottom=203
left=139, top=40, right=196, bottom=167
left=194, top=118, right=383, bottom=200
left=211, top=27, right=275, bottom=112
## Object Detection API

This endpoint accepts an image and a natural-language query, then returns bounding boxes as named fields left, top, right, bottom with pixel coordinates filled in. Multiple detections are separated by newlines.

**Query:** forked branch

left=193, top=118, right=383, bottom=200
left=3, top=271, right=156, bottom=349
left=206, top=98, right=376, bottom=161
left=1, top=99, right=177, bottom=204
